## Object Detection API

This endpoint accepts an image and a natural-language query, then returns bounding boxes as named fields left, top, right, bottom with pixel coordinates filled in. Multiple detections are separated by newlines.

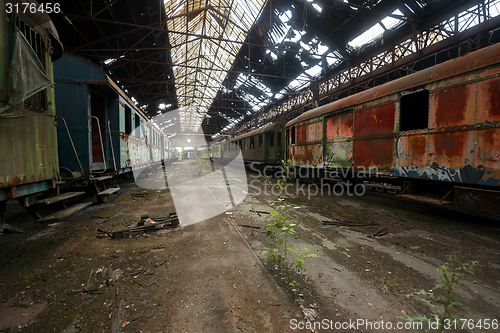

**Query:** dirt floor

left=1, top=163, right=499, bottom=333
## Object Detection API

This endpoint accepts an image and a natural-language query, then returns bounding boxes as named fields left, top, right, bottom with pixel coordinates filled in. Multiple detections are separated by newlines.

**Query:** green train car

left=210, top=120, right=287, bottom=167
left=0, top=1, right=63, bottom=222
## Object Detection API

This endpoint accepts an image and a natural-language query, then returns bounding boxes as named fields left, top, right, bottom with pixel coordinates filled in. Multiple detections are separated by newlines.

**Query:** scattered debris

left=110, top=299, right=124, bottom=333
left=301, top=307, right=318, bottom=321
left=249, top=209, right=270, bottom=217
left=322, top=220, right=378, bottom=227
left=238, top=224, right=261, bottom=229
left=368, top=228, right=389, bottom=238
left=97, top=213, right=179, bottom=238
left=0, top=223, right=24, bottom=234
left=383, top=211, right=406, bottom=222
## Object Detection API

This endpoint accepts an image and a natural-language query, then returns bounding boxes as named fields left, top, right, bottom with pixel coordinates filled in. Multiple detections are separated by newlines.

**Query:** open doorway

left=91, top=92, right=105, bottom=165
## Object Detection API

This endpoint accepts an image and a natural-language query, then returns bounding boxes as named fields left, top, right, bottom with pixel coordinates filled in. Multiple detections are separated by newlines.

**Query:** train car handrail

left=107, top=120, right=118, bottom=173
left=56, top=116, right=83, bottom=175
left=90, top=116, right=107, bottom=173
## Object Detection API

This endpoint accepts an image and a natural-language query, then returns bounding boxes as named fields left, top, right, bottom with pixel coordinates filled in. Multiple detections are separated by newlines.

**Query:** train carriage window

left=277, top=132, right=282, bottom=147
left=259, top=135, right=263, bottom=147
left=269, top=133, right=275, bottom=147
left=250, top=137, right=255, bottom=148
left=16, top=18, right=48, bottom=112
left=291, top=126, right=296, bottom=144
left=124, top=106, right=132, bottom=135
left=400, top=90, right=429, bottom=131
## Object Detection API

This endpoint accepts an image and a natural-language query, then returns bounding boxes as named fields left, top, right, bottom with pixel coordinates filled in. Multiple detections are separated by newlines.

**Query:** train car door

left=90, top=91, right=106, bottom=170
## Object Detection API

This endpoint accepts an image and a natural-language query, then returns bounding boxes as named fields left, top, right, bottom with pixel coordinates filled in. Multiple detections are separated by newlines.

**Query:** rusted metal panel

left=431, top=85, right=474, bottom=127
left=476, top=77, right=500, bottom=123
left=430, top=131, right=467, bottom=167
left=476, top=127, right=500, bottom=169
left=397, top=134, right=427, bottom=168
left=353, top=138, right=394, bottom=168
left=354, top=104, right=395, bottom=136
left=296, top=124, right=307, bottom=144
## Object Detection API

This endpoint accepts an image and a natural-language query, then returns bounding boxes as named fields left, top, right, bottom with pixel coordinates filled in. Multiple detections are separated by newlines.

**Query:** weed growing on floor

left=193, top=155, right=210, bottom=174
left=262, top=160, right=317, bottom=297
left=401, top=254, right=479, bottom=333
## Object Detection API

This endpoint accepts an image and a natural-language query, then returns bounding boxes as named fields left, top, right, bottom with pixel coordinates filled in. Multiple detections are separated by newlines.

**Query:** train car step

left=97, top=187, right=120, bottom=196
left=32, top=192, right=86, bottom=205
left=37, top=202, right=93, bottom=222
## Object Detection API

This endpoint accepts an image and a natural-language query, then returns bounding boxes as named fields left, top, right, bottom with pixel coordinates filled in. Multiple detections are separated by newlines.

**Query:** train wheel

left=96, top=182, right=110, bottom=204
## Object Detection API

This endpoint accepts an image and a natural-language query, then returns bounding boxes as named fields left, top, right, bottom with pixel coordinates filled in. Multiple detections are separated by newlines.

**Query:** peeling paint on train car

left=289, top=144, right=323, bottom=168
left=397, top=133, right=427, bottom=168
left=325, top=112, right=354, bottom=167
left=307, top=121, right=322, bottom=142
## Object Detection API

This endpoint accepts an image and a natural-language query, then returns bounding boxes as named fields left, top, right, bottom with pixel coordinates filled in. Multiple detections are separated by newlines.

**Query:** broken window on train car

left=250, top=137, right=255, bottom=148
left=291, top=126, right=296, bottom=144
left=259, top=134, right=263, bottom=147
left=400, top=90, right=429, bottom=131
left=125, top=105, right=132, bottom=135
left=277, top=132, right=282, bottom=147
left=270, top=133, right=275, bottom=147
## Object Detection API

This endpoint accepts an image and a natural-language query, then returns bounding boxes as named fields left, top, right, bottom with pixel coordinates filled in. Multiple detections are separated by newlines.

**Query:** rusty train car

left=209, top=43, right=500, bottom=212
left=0, top=2, right=64, bottom=222
left=286, top=42, right=500, bottom=211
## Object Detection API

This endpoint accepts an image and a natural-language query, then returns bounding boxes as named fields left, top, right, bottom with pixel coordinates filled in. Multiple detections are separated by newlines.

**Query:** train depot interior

left=1, top=0, right=500, bottom=332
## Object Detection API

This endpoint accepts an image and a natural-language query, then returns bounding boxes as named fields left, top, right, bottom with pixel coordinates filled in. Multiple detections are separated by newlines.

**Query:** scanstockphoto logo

left=248, top=163, right=379, bottom=199
left=128, top=106, right=248, bottom=227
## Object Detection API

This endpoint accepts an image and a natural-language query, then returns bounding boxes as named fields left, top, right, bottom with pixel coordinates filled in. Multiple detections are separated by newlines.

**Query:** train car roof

left=286, top=42, right=500, bottom=128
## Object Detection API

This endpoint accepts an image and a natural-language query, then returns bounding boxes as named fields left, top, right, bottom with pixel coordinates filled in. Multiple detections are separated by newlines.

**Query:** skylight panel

left=348, top=23, right=384, bottom=48
left=348, top=9, right=405, bottom=48
left=312, top=4, right=322, bottom=13
left=380, top=9, right=404, bottom=30
left=305, top=65, right=322, bottom=78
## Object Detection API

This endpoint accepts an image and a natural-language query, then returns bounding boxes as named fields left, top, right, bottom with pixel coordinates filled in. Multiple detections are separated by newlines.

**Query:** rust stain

left=354, top=104, right=395, bottom=137
left=477, top=77, right=500, bottom=123
left=434, top=85, right=469, bottom=126
left=431, top=131, right=466, bottom=167
left=476, top=128, right=500, bottom=166
left=353, top=138, right=394, bottom=167
left=409, top=135, right=427, bottom=158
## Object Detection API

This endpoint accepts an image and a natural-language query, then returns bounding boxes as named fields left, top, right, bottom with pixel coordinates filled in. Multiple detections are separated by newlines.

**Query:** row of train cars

left=0, top=7, right=177, bottom=223
left=205, top=42, right=500, bottom=213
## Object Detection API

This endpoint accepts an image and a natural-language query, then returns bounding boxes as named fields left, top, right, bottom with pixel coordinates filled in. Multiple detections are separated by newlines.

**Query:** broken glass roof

left=164, top=0, right=267, bottom=131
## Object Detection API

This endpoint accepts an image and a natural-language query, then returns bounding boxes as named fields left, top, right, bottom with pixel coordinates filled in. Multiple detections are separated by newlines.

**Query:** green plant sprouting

left=402, top=254, right=479, bottom=333
left=193, top=155, right=210, bottom=175
left=261, top=159, right=317, bottom=298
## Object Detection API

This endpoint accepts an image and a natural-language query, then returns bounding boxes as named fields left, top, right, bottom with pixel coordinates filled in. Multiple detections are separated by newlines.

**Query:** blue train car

left=54, top=52, right=173, bottom=202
